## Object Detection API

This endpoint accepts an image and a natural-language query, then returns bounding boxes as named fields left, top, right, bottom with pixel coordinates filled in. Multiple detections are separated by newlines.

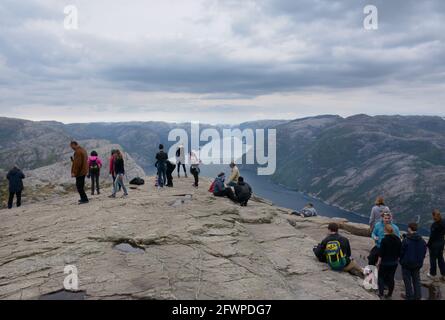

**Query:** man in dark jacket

left=314, top=223, right=363, bottom=276
left=234, top=176, right=252, bottom=206
left=70, top=141, right=89, bottom=204
left=427, top=209, right=445, bottom=280
left=7, top=165, right=25, bottom=209
left=155, top=144, right=168, bottom=188
left=400, top=222, right=427, bottom=300
left=166, top=160, right=176, bottom=187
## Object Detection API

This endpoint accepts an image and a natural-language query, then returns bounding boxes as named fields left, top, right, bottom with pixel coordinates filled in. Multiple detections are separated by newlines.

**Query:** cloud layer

left=0, top=0, right=444, bottom=123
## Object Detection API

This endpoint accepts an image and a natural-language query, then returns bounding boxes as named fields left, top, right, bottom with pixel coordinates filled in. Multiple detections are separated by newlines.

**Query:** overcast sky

left=0, top=0, right=444, bottom=124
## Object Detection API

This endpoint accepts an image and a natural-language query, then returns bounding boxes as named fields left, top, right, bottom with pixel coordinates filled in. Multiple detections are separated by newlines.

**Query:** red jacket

left=109, top=155, right=116, bottom=175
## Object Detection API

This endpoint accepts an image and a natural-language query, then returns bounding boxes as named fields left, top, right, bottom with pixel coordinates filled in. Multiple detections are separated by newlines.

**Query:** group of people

left=313, top=196, right=445, bottom=300
left=210, top=162, right=253, bottom=207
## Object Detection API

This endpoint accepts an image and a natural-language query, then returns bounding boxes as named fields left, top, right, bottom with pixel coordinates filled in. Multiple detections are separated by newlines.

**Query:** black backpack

left=176, top=148, right=181, bottom=157
left=90, top=159, right=100, bottom=173
left=129, top=177, right=145, bottom=185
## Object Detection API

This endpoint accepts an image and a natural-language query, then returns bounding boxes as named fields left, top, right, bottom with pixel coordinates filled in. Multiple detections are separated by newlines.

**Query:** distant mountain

left=1, top=115, right=445, bottom=227
left=271, top=114, right=445, bottom=227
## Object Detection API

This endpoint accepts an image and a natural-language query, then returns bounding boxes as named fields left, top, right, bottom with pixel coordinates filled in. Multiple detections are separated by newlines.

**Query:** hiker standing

left=427, top=209, right=445, bottom=280
left=88, top=151, right=102, bottom=195
left=377, top=224, right=402, bottom=299
left=189, top=150, right=200, bottom=188
left=368, top=212, right=400, bottom=265
left=6, top=165, right=25, bottom=209
left=369, top=196, right=390, bottom=232
left=400, top=223, right=427, bottom=300
left=70, top=141, right=89, bottom=204
left=176, top=144, right=187, bottom=178
left=166, top=159, right=176, bottom=187
left=155, top=144, right=168, bottom=188
left=109, top=150, right=128, bottom=198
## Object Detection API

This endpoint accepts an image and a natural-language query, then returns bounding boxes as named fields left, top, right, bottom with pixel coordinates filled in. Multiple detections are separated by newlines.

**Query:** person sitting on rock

left=7, top=165, right=25, bottom=209
left=227, top=162, right=240, bottom=187
left=213, top=172, right=237, bottom=202
left=234, top=176, right=252, bottom=206
left=368, top=212, right=400, bottom=266
left=292, top=203, right=318, bottom=217
left=313, top=223, right=363, bottom=277
left=166, top=159, right=176, bottom=187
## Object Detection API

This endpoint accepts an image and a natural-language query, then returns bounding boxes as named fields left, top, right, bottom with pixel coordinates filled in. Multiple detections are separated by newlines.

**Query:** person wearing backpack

left=109, top=150, right=128, bottom=198
left=400, top=222, right=427, bottom=300
left=314, top=223, right=363, bottom=276
left=155, top=144, right=168, bottom=188
left=377, top=224, right=402, bottom=299
left=176, top=144, right=187, bottom=178
left=88, top=151, right=103, bottom=195
left=6, top=165, right=25, bottom=209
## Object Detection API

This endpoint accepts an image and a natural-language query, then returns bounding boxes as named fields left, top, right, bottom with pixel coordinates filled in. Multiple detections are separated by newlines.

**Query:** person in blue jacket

left=368, top=212, right=400, bottom=265
left=400, top=222, right=427, bottom=300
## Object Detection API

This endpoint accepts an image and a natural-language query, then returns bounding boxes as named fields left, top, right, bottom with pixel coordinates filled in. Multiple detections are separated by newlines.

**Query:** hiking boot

left=400, top=293, right=407, bottom=300
left=108, top=194, right=116, bottom=198
left=78, top=200, right=89, bottom=205
left=97, top=191, right=100, bottom=195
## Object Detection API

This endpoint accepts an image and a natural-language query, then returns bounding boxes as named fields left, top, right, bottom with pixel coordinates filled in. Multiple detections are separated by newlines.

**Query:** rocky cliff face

left=0, top=177, right=442, bottom=300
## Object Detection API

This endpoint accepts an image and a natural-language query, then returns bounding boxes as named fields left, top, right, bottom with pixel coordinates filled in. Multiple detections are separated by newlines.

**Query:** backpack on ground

left=90, top=159, right=100, bottom=174
left=325, top=240, right=347, bottom=271
left=129, top=177, right=145, bottom=185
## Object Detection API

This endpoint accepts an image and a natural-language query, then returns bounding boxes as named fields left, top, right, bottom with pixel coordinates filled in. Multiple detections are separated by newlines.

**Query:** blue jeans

left=157, top=162, right=167, bottom=187
left=113, top=174, right=128, bottom=195
left=402, top=267, right=422, bottom=300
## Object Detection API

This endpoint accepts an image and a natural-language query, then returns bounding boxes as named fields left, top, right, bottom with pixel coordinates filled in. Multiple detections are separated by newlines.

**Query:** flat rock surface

left=0, top=177, right=441, bottom=300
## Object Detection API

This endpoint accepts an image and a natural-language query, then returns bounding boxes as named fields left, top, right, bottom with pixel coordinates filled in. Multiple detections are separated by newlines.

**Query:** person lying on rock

left=292, top=203, right=318, bottom=217
left=313, top=223, right=364, bottom=277
left=234, top=176, right=252, bottom=207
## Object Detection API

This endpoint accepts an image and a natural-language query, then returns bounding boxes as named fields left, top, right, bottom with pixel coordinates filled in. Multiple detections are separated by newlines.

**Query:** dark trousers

left=238, top=195, right=251, bottom=206
left=402, top=267, right=422, bottom=300
left=166, top=171, right=174, bottom=187
left=177, top=163, right=187, bottom=176
left=368, top=246, right=380, bottom=266
left=90, top=172, right=100, bottom=194
left=157, top=162, right=167, bottom=187
left=429, top=244, right=445, bottom=276
left=8, top=191, right=22, bottom=209
left=190, top=167, right=199, bottom=187
left=215, top=188, right=237, bottom=202
left=378, top=264, right=398, bottom=296
left=76, top=176, right=89, bottom=202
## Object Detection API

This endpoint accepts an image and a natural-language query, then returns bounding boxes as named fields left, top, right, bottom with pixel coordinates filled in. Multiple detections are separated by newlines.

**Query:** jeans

left=90, top=172, right=100, bottom=194
left=113, top=174, right=128, bottom=195
left=112, top=173, right=121, bottom=191
left=402, top=267, right=422, bottom=300
left=8, top=191, right=22, bottom=209
left=76, top=176, right=89, bottom=202
left=157, top=162, right=167, bottom=187
left=429, top=244, right=445, bottom=276
left=378, top=264, right=397, bottom=297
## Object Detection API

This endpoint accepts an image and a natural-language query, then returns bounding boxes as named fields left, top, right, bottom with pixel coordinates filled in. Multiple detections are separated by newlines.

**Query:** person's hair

left=218, top=172, right=225, bottom=177
left=230, top=161, right=236, bottom=167
left=383, top=211, right=392, bottom=219
left=115, top=150, right=122, bottom=159
left=375, top=196, right=385, bottom=206
left=238, top=176, right=244, bottom=183
left=328, top=223, right=339, bottom=233
left=384, top=224, right=394, bottom=234
left=307, top=203, right=314, bottom=208
left=159, top=144, right=164, bottom=150
left=111, top=149, right=116, bottom=155
left=408, top=222, right=418, bottom=232
left=70, top=141, right=78, bottom=146
left=91, top=151, right=98, bottom=157
left=432, top=209, right=442, bottom=222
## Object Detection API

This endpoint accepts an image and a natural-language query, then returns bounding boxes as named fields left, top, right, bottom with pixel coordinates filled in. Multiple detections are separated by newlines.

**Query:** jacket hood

left=406, top=232, right=423, bottom=241
left=9, top=167, right=21, bottom=175
left=238, top=181, right=245, bottom=186
left=89, top=156, right=98, bottom=161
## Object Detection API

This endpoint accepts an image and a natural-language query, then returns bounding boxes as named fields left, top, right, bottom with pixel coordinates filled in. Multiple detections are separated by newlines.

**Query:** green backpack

left=325, top=240, right=347, bottom=271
